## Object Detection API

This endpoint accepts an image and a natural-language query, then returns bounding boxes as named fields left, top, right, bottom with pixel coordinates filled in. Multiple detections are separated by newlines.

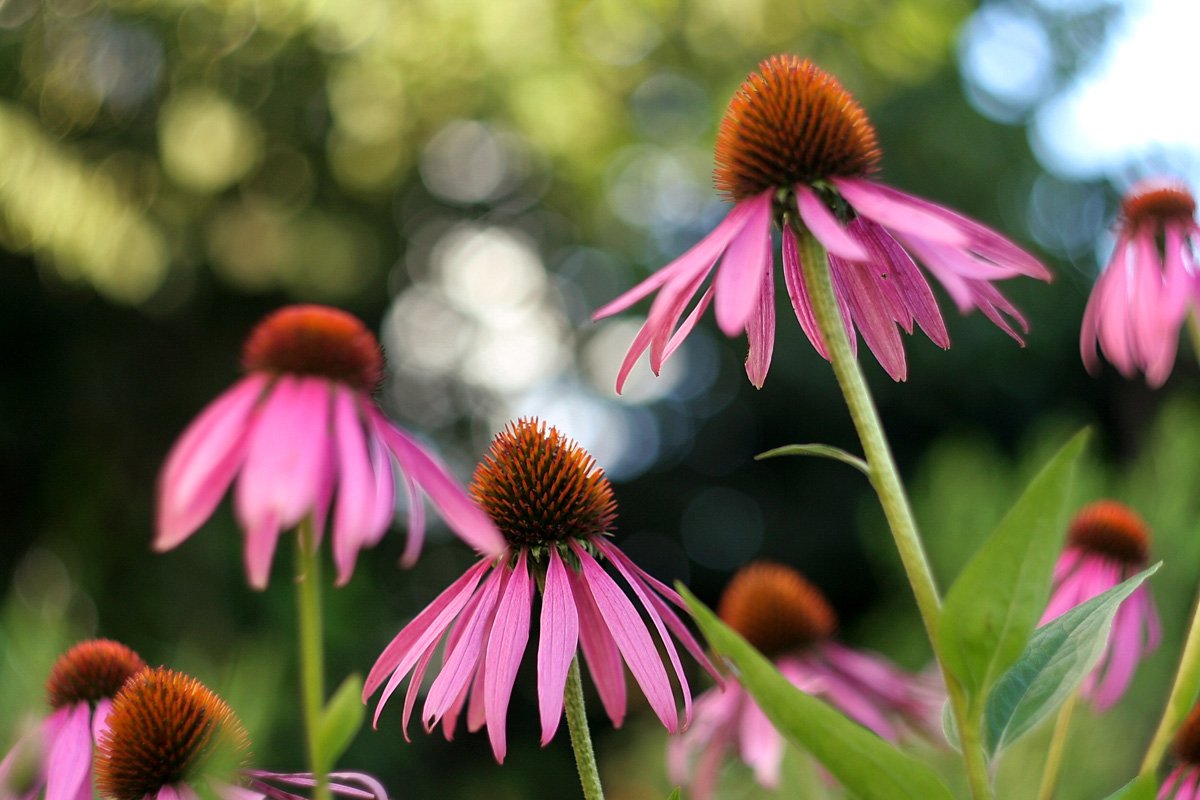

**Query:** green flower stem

left=1036, top=691, right=1077, bottom=800
left=796, top=226, right=993, bottom=800
left=1140, top=586, right=1200, bottom=777
left=296, top=518, right=332, bottom=800
left=564, top=655, right=605, bottom=800
left=1188, top=310, right=1200, bottom=367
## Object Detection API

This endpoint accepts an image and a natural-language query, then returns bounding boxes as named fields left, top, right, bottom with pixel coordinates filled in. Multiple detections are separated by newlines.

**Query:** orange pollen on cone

left=470, top=418, right=617, bottom=549
left=1067, top=500, right=1150, bottom=565
left=94, top=668, right=250, bottom=800
left=1174, top=702, right=1200, bottom=766
left=713, top=54, right=882, bottom=202
left=45, top=639, right=147, bottom=710
left=718, top=561, right=837, bottom=658
left=242, top=304, right=383, bottom=393
left=1121, top=184, right=1196, bottom=231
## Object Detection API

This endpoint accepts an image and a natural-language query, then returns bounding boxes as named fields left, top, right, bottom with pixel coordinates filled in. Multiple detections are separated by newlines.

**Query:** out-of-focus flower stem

left=1037, top=691, right=1077, bottom=800
left=796, top=225, right=992, bottom=800
left=296, top=517, right=332, bottom=800
left=564, top=655, right=604, bottom=800
left=1141, top=587, right=1200, bottom=777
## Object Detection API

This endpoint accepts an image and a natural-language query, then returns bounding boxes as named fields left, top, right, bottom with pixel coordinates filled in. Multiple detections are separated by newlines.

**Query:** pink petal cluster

left=163, top=771, right=388, bottom=800
left=596, top=178, right=1050, bottom=390
left=0, top=703, right=105, bottom=800
left=668, top=641, right=938, bottom=799
left=1161, top=766, right=1200, bottom=800
left=1081, top=178, right=1200, bottom=387
left=364, top=538, right=716, bottom=763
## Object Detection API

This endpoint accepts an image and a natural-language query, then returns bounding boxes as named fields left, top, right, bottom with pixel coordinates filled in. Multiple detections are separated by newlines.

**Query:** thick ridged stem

left=796, top=225, right=992, bottom=800
left=296, top=518, right=331, bottom=800
left=564, top=655, right=605, bottom=800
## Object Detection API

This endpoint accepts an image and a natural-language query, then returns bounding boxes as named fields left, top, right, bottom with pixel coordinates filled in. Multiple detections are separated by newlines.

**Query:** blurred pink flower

left=93, top=667, right=387, bottom=800
left=1082, top=179, right=1199, bottom=387
left=155, top=304, right=504, bottom=589
left=1041, top=500, right=1160, bottom=711
left=594, top=54, right=1049, bottom=390
left=669, top=562, right=939, bottom=799
left=0, top=640, right=146, bottom=800
left=364, top=419, right=718, bottom=763
left=1160, top=701, right=1200, bottom=799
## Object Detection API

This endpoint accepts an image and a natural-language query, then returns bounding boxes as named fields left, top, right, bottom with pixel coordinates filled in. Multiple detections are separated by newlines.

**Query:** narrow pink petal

left=738, top=698, right=786, bottom=788
left=592, top=200, right=755, bottom=320
left=1079, top=273, right=1108, bottom=375
left=1097, top=243, right=1136, bottom=375
left=1163, top=223, right=1193, bottom=321
left=614, top=316, right=659, bottom=396
left=572, top=543, right=678, bottom=733
left=807, top=656, right=897, bottom=739
left=833, top=178, right=970, bottom=247
left=366, top=438, right=397, bottom=546
left=438, top=676, right=472, bottom=740
left=782, top=225, right=830, bottom=358
left=423, top=565, right=506, bottom=724
left=744, top=245, right=776, bottom=388
left=853, top=219, right=949, bottom=347
left=831, top=254, right=907, bottom=380
left=242, top=511, right=282, bottom=590
left=332, top=388, right=377, bottom=586
left=484, top=551, right=534, bottom=762
left=648, top=267, right=716, bottom=374
left=401, top=645, right=437, bottom=742
left=364, top=559, right=491, bottom=704
left=397, top=475, right=426, bottom=568
left=235, top=376, right=333, bottom=535
left=155, top=374, right=266, bottom=551
left=371, top=413, right=505, bottom=558
left=45, top=705, right=91, bottom=800
left=568, top=565, right=627, bottom=727
left=714, top=193, right=773, bottom=336
left=795, top=185, right=868, bottom=261
left=466, top=658, right=489, bottom=734
left=663, top=287, right=715, bottom=363
left=538, top=548, right=580, bottom=745
left=92, top=698, right=113, bottom=741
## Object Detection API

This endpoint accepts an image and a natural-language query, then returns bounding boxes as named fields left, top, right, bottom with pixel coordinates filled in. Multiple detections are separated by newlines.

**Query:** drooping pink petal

left=242, top=510, right=283, bottom=591
left=370, top=413, right=505, bottom=558
left=830, top=254, right=907, bottom=381
left=795, top=184, right=868, bottom=262
left=662, top=287, right=715, bottom=365
left=397, top=475, right=425, bottom=569
left=738, top=696, right=785, bottom=788
left=156, top=374, right=266, bottom=551
left=648, top=267, right=719, bottom=375
left=806, top=654, right=898, bottom=739
left=782, top=224, right=857, bottom=360
left=332, top=387, right=378, bottom=586
left=401, top=645, right=437, bottom=742
left=744, top=245, right=776, bottom=388
left=713, top=192, right=773, bottom=337
left=366, top=438, right=397, bottom=547
left=853, top=219, right=949, bottom=348
left=537, top=548, right=580, bottom=745
left=45, top=704, right=91, bottom=800
left=568, top=565, right=627, bottom=727
left=833, top=178, right=971, bottom=248
left=92, top=698, right=113, bottom=741
left=483, top=551, right=533, bottom=762
left=572, top=543, right=678, bottom=733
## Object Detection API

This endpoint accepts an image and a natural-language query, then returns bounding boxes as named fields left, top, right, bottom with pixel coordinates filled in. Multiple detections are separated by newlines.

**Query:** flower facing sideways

left=364, top=418, right=718, bottom=763
left=1081, top=179, right=1200, bottom=387
left=669, top=562, right=939, bottom=800
left=1160, top=702, right=1200, bottom=799
left=93, top=667, right=387, bottom=800
left=155, top=304, right=504, bottom=589
left=595, top=54, right=1050, bottom=389
left=1040, top=500, right=1160, bottom=710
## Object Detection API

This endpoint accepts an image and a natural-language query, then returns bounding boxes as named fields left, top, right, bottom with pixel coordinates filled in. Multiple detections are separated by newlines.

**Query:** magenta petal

left=397, top=474, right=425, bottom=569
left=713, top=192, right=773, bottom=336
left=744, top=245, right=776, bottom=389
left=572, top=544, right=678, bottom=733
left=484, top=551, right=533, bottom=762
left=738, top=697, right=785, bottom=788
left=156, top=374, right=266, bottom=551
left=568, top=564, right=628, bottom=727
left=91, top=698, right=113, bottom=741
left=332, top=388, right=377, bottom=586
left=401, top=645, right=437, bottom=742
left=537, top=548, right=580, bottom=745
left=648, top=267, right=715, bottom=375
left=830, top=254, right=907, bottom=381
left=833, top=178, right=970, bottom=248
left=366, top=438, right=397, bottom=546
left=795, top=185, right=868, bottom=261
left=782, top=225, right=830, bottom=358
left=45, top=704, right=91, bottom=800
left=423, top=565, right=505, bottom=725
left=853, top=219, right=949, bottom=348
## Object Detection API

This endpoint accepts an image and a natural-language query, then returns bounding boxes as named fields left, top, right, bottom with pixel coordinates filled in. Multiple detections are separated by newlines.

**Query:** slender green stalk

left=564, top=656, right=605, bottom=800
left=1140, top=587, right=1200, bottom=776
left=1036, top=692, right=1077, bottom=800
left=295, top=518, right=332, bottom=800
left=1188, top=311, right=1200, bottom=367
left=796, top=226, right=993, bottom=800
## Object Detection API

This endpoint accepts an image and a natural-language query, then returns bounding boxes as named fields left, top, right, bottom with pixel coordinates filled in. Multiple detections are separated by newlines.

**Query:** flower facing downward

left=1081, top=179, right=1200, bottom=387
left=595, top=55, right=1050, bottom=389
left=94, top=667, right=387, bottom=800
left=1159, top=703, right=1200, bottom=799
left=0, top=639, right=146, bottom=800
left=155, top=304, right=505, bottom=589
left=1040, top=501, right=1161, bottom=711
left=364, top=418, right=718, bottom=763
left=669, top=562, right=939, bottom=800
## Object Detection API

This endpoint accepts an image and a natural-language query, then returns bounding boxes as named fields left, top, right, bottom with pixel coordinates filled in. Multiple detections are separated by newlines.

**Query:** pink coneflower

left=594, top=55, right=1050, bottom=389
left=1081, top=179, right=1199, bottom=387
left=155, top=304, right=505, bottom=588
left=1040, top=500, right=1161, bottom=711
left=0, top=639, right=146, bottom=800
left=669, top=562, right=938, bottom=799
left=1159, top=703, right=1200, bottom=799
left=364, top=418, right=717, bottom=763
left=93, top=667, right=387, bottom=800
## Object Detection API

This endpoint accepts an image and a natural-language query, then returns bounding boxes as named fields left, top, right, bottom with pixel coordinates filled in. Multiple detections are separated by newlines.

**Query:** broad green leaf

left=679, top=585, right=954, bottom=800
left=755, top=443, right=870, bottom=476
left=941, top=700, right=960, bottom=751
left=985, top=563, right=1160, bottom=754
left=1104, top=773, right=1157, bottom=800
left=317, top=673, right=365, bottom=774
left=937, top=430, right=1089, bottom=704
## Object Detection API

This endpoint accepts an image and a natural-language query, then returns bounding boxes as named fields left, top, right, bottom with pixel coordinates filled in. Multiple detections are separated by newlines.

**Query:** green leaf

left=755, top=443, right=870, bottom=475
left=936, top=430, right=1089, bottom=704
left=666, top=789, right=682, bottom=800
left=317, top=673, right=365, bottom=774
left=1104, top=773, right=1157, bottom=800
left=678, top=584, right=954, bottom=800
left=985, top=563, right=1160, bottom=754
